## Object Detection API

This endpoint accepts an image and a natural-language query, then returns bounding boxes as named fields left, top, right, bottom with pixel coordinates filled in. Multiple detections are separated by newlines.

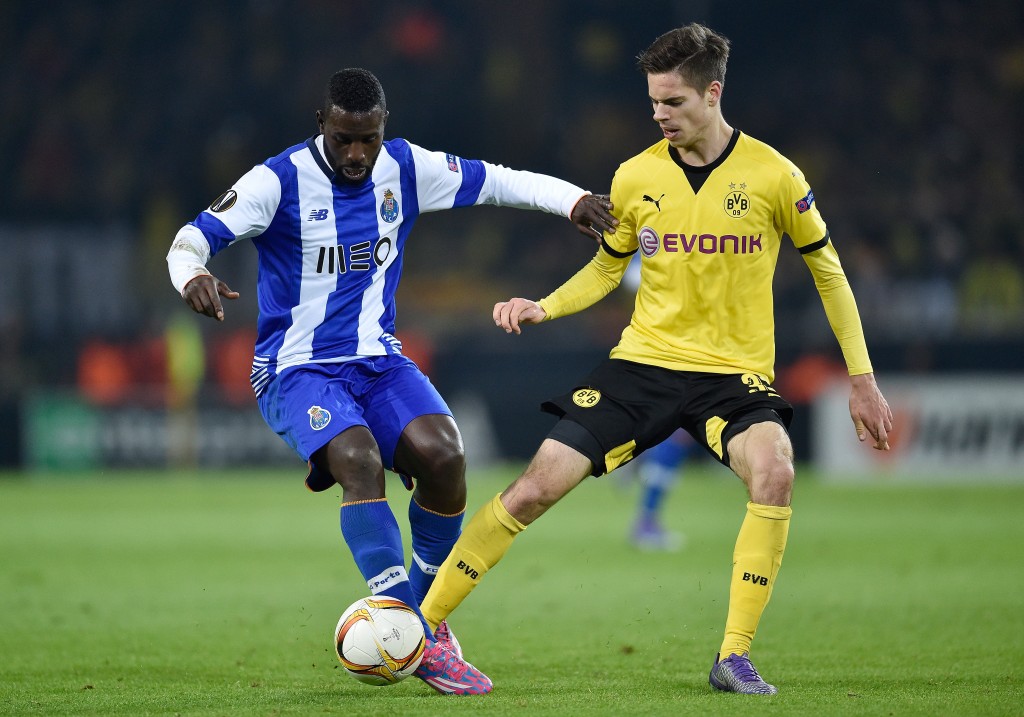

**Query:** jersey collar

left=669, top=127, right=741, bottom=174
left=307, top=135, right=336, bottom=181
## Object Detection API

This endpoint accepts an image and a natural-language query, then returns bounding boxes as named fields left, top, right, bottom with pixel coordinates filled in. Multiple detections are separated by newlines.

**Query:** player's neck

left=673, top=119, right=734, bottom=167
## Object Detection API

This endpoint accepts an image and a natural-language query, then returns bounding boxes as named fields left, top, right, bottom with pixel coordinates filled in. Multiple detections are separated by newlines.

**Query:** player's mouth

left=341, top=166, right=369, bottom=181
left=660, top=126, right=679, bottom=140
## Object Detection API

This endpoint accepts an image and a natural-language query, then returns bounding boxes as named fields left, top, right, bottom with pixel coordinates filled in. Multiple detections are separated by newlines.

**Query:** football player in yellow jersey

left=420, top=23, right=893, bottom=694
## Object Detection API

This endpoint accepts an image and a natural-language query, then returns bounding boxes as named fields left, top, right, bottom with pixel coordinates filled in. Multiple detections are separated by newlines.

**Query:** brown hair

left=636, top=23, right=731, bottom=91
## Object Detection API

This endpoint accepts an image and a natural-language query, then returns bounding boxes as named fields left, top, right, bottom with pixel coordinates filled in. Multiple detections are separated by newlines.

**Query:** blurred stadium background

left=1, top=0, right=1022, bottom=481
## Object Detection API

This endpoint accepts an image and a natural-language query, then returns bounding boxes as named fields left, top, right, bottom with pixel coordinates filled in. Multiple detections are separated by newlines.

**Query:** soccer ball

left=334, top=596, right=426, bottom=685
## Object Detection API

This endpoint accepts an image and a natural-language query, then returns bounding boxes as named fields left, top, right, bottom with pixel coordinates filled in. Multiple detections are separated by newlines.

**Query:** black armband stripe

left=601, top=239, right=638, bottom=259
left=797, top=232, right=831, bottom=255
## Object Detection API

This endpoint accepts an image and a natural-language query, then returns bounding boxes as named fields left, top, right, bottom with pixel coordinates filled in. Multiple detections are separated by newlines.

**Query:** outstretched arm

left=801, top=240, right=892, bottom=450
left=467, top=159, right=617, bottom=240
left=492, top=244, right=631, bottom=334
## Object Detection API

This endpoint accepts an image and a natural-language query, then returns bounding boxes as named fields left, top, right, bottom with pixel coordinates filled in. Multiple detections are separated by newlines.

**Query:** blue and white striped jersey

left=168, top=135, right=586, bottom=396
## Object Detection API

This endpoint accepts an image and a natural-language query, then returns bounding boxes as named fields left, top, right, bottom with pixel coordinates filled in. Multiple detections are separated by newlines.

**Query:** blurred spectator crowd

left=0, top=0, right=1022, bottom=407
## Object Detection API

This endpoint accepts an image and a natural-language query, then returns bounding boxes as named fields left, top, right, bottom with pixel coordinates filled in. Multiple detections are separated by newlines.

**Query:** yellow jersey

left=539, top=131, right=871, bottom=382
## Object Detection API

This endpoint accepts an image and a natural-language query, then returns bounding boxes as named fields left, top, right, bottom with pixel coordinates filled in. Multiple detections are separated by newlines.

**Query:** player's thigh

left=393, top=413, right=464, bottom=478
left=359, top=355, right=454, bottom=472
left=725, top=421, right=795, bottom=506
left=540, top=359, right=682, bottom=476
left=394, top=413, right=467, bottom=513
left=316, top=425, right=387, bottom=499
left=257, top=363, right=371, bottom=462
left=687, top=373, right=793, bottom=468
left=501, top=439, right=593, bottom=524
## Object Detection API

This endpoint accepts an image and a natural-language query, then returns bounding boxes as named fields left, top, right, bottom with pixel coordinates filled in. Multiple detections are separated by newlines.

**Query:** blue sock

left=340, top=499, right=431, bottom=635
left=641, top=483, right=667, bottom=519
left=407, top=499, right=464, bottom=605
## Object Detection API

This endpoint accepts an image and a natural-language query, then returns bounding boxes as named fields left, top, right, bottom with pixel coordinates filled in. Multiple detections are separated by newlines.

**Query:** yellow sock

left=420, top=493, right=526, bottom=630
left=719, top=501, right=791, bottom=658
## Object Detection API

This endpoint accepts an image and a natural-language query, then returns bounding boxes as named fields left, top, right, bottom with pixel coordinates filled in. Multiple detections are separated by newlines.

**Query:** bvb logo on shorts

left=572, top=388, right=601, bottom=408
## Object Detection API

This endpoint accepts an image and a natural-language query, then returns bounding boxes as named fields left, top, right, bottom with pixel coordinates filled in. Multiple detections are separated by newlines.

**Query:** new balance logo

left=642, top=193, right=665, bottom=211
left=742, top=572, right=769, bottom=586
left=307, top=209, right=329, bottom=221
left=456, top=560, right=479, bottom=580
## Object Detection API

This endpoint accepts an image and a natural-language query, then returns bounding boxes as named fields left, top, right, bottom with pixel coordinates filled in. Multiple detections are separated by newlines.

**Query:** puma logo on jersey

left=642, top=193, right=665, bottom=211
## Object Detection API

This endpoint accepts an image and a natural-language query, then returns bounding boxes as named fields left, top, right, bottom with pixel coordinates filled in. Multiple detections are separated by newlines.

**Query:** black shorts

left=542, top=359, right=793, bottom=476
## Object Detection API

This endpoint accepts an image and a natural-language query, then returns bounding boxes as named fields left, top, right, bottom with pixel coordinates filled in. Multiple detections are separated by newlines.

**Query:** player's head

left=636, top=24, right=731, bottom=150
left=637, top=23, right=730, bottom=92
left=316, top=68, right=389, bottom=185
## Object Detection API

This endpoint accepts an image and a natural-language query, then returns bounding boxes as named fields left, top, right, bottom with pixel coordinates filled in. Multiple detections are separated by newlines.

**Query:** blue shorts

left=257, top=354, right=452, bottom=471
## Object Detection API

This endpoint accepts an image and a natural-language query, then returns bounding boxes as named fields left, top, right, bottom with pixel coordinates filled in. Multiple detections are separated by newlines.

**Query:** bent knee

left=412, top=441, right=466, bottom=483
left=727, top=422, right=794, bottom=506
left=750, top=461, right=794, bottom=506
left=503, top=474, right=559, bottom=516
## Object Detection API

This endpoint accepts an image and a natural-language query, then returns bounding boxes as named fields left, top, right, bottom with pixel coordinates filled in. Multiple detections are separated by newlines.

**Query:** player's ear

left=706, top=81, right=723, bottom=108
left=315, top=109, right=324, bottom=130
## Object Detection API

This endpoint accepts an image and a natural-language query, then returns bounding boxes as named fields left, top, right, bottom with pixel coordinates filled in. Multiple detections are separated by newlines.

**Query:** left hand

left=849, top=372, right=893, bottom=450
left=570, top=193, right=617, bottom=242
left=493, top=297, right=546, bottom=335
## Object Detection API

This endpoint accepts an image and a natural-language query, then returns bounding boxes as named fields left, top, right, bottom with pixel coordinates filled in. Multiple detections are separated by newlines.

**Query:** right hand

left=493, top=298, right=547, bottom=335
left=182, top=274, right=239, bottom=321
left=569, top=193, right=617, bottom=243
left=849, top=372, right=893, bottom=451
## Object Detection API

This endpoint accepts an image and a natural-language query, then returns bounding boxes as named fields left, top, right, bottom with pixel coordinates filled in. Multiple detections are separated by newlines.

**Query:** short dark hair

left=636, top=23, right=730, bottom=91
left=325, top=68, right=387, bottom=113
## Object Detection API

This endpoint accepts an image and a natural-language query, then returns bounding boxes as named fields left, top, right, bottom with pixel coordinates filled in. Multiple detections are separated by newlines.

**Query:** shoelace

left=726, top=655, right=763, bottom=682
left=424, top=643, right=468, bottom=680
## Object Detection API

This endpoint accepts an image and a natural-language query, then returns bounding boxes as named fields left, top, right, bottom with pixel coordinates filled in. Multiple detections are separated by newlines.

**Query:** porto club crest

left=379, top=188, right=399, bottom=223
left=308, top=405, right=332, bottom=431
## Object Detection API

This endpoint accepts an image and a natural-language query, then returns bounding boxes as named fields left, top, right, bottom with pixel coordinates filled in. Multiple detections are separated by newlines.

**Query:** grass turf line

left=0, top=467, right=1021, bottom=716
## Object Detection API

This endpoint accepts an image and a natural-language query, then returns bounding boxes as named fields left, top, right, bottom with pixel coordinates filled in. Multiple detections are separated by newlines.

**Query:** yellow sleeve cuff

left=538, top=247, right=630, bottom=320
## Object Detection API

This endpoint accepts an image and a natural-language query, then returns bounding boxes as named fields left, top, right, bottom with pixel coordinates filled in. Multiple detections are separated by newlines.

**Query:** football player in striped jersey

left=167, top=67, right=616, bottom=695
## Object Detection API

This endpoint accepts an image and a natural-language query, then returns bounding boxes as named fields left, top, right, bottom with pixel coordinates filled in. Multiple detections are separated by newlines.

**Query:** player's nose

left=345, top=144, right=367, bottom=164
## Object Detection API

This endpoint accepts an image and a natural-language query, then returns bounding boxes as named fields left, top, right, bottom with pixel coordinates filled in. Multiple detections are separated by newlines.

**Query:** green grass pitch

left=1, top=466, right=1022, bottom=716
